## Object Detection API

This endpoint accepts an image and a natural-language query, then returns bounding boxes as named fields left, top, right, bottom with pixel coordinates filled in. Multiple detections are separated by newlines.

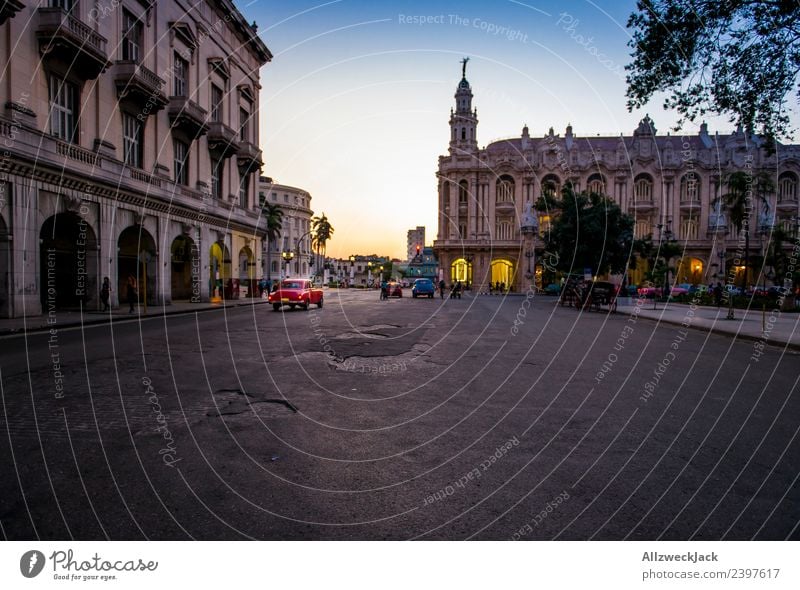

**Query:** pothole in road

left=208, top=388, right=297, bottom=419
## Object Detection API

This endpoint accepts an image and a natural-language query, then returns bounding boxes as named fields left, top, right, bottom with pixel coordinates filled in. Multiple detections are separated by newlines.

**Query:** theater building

left=0, top=0, right=271, bottom=316
left=434, top=65, right=800, bottom=293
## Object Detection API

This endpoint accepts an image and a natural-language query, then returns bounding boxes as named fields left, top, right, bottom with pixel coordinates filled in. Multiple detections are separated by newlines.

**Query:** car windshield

left=416, top=279, right=432, bottom=285
left=281, top=281, right=304, bottom=289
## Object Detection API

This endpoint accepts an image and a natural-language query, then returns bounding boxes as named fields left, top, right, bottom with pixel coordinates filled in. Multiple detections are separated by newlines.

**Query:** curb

left=619, top=309, right=800, bottom=352
left=0, top=299, right=270, bottom=337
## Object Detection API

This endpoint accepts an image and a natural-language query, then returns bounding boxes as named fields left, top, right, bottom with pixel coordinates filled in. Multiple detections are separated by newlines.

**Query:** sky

left=234, top=0, right=757, bottom=260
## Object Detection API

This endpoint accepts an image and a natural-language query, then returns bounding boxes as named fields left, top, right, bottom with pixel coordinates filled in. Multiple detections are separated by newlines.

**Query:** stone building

left=434, top=65, right=800, bottom=292
left=258, top=177, right=313, bottom=280
left=406, top=225, right=425, bottom=261
left=0, top=0, right=271, bottom=316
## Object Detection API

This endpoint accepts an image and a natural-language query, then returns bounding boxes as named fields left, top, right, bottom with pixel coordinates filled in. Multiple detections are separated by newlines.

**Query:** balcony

left=630, top=198, right=655, bottom=210
left=0, top=0, right=24, bottom=26
left=494, top=200, right=516, bottom=214
left=37, top=7, right=110, bottom=80
left=113, top=61, right=167, bottom=113
left=679, top=198, right=701, bottom=211
left=167, top=97, right=208, bottom=137
left=237, top=141, right=263, bottom=171
left=207, top=121, right=239, bottom=159
left=776, top=198, right=798, bottom=211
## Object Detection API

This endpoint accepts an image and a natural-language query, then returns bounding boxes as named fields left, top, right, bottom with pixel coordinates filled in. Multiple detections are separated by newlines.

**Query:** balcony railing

left=37, top=7, right=110, bottom=79
left=207, top=121, right=239, bottom=158
left=167, top=97, right=209, bottom=137
left=237, top=141, right=263, bottom=170
left=0, top=0, right=24, bottom=26
left=113, top=61, right=167, bottom=112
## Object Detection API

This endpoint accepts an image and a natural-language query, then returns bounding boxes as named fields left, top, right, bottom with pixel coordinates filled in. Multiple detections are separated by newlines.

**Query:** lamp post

left=367, top=261, right=373, bottom=288
left=520, top=202, right=539, bottom=290
left=281, top=251, right=294, bottom=278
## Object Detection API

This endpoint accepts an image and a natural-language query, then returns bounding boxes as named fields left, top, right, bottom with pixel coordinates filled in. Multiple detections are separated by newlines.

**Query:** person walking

left=380, top=278, right=388, bottom=300
left=439, top=279, right=446, bottom=300
left=126, top=274, right=138, bottom=314
left=100, top=277, right=111, bottom=312
left=713, top=282, right=723, bottom=307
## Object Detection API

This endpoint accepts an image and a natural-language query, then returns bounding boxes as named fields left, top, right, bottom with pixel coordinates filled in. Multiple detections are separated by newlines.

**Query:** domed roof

left=458, top=77, right=470, bottom=89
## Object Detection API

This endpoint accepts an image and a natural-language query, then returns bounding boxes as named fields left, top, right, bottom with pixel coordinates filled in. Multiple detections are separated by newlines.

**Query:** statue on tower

left=461, top=56, right=469, bottom=78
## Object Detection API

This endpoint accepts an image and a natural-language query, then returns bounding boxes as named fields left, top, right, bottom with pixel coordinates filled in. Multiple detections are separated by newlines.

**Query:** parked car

left=412, top=278, right=435, bottom=298
left=385, top=281, right=403, bottom=297
left=637, top=285, right=689, bottom=298
left=268, top=278, right=323, bottom=311
left=767, top=286, right=790, bottom=298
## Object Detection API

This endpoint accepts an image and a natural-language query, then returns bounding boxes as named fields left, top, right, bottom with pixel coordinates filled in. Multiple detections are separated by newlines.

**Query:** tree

left=626, top=1, right=800, bottom=140
left=722, top=170, right=775, bottom=291
left=262, top=203, right=283, bottom=283
left=311, top=213, right=334, bottom=279
left=538, top=185, right=635, bottom=278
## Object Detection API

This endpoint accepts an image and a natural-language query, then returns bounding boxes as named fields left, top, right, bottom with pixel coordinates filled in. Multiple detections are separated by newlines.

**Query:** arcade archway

left=40, top=213, right=98, bottom=309
left=450, top=258, right=472, bottom=284
left=490, top=259, right=515, bottom=290
left=171, top=235, right=198, bottom=300
left=118, top=226, right=157, bottom=305
left=209, top=241, right=231, bottom=299
left=0, top=216, right=9, bottom=316
left=238, top=246, right=255, bottom=297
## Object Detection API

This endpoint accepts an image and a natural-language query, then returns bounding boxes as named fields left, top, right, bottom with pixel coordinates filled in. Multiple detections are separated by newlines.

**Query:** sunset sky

left=236, top=0, right=782, bottom=260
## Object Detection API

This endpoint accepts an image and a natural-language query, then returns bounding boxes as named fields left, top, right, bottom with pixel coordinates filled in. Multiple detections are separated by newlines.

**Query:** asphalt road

left=1, top=289, right=798, bottom=540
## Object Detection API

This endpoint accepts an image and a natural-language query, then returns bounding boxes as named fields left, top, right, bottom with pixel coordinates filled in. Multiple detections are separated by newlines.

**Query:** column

left=10, top=178, right=41, bottom=316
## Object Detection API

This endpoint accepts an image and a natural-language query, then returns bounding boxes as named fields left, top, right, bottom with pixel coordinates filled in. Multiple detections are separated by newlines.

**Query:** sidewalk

left=0, top=297, right=270, bottom=336
left=614, top=298, right=800, bottom=350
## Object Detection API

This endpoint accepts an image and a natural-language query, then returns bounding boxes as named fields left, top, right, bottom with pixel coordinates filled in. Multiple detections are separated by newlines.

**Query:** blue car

left=412, top=278, right=435, bottom=298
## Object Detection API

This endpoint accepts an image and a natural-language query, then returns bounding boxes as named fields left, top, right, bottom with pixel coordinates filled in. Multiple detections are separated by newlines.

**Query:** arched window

left=779, top=172, right=798, bottom=202
left=634, top=174, right=653, bottom=201
left=541, top=174, right=560, bottom=198
left=461, top=127, right=466, bottom=140
left=587, top=174, right=605, bottom=195
left=458, top=180, right=469, bottom=204
left=496, top=175, right=515, bottom=203
left=680, top=173, right=700, bottom=202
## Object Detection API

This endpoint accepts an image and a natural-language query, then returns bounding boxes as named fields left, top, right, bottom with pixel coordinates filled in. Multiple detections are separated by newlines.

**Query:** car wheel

left=430, top=294, right=434, bottom=299
left=302, top=300, right=309, bottom=310
left=317, top=297, right=323, bottom=309
left=272, top=303, right=280, bottom=311
left=398, top=292, right=402, bottom=298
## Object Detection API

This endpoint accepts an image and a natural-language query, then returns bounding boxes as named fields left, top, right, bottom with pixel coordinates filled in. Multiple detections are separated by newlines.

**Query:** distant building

left=405, top=247, right=439, bottom=282
left=407, top=226, right=425, bottom=261
left=327, top=254, right=390, bottom=286
left=434, top=63, right=800, bottom=293
left=258, top=178, right=313, bottom=280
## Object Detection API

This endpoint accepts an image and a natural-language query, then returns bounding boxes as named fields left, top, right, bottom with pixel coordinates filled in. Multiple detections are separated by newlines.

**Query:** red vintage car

left=268, top=279, right=323, bottom=311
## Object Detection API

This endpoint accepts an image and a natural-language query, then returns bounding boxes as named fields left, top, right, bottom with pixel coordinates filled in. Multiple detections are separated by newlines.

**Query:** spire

left=449, top=59, right=478, bottom=154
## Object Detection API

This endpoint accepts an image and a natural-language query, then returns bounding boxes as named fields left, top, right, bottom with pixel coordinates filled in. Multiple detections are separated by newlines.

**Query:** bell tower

left=449, top=57, right=478, bottom=154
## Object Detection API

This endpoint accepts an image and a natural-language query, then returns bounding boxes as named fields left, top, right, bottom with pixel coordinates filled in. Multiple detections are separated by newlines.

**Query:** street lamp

left=367, top=261, right=373, bottom=288
left=520, top=202, right=539, bottom=287
left=281, top=251, right=294, bottom=278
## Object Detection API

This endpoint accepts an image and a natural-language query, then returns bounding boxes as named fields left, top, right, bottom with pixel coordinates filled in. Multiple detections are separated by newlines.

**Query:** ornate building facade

left=434, top=66, right=800, bottom=293
left=258, top=177, right=313, bottom=280
left=0, top=0, right=270, bottom=316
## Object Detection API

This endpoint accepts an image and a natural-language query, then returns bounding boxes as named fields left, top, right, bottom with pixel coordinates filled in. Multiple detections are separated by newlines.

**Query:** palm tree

left=311, top=213, right=334, bottom=280
left=723, top=170, right=774, bottom=291
left=262, top=203, right=283, bottom=285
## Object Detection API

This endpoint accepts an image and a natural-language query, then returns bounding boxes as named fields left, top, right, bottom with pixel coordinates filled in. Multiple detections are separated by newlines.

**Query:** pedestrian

left=380, top=278, right=388, bottom=300
left=100, top=277, right=111, bottom=312
left=126, top=274, right=137, bottom=314
left=714, top=282, right=723, bottom=307
left=439, top=278, right=446, bottom=300
left=488, top=282, right=493, bottom=296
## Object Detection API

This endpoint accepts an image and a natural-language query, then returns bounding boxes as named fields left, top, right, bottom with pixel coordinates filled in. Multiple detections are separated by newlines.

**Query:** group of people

left=97, top=275, right=139, bottom=314
left=487, top=282, right=507, bottom=295
left=438, top=279, right=462, bottom=300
